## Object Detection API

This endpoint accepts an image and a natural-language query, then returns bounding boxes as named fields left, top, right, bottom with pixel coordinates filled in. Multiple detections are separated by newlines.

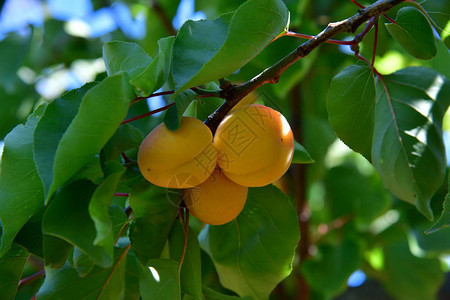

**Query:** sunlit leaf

left=292, top=140, right=314, bottom=164
left=327, top=65, right=376, bottom=160
left=103, top=41, right=152, bottom=79
left=0, top=105, right=46, bottom=257
left=199, top=185, right=300, bottom=299
left=47, top=73, right=135, bottom=202
left=372, top=67, right=450, bottom=220
left=172, top=0, right=288, bottom=96
left=131, top=36, right=175, bottom=95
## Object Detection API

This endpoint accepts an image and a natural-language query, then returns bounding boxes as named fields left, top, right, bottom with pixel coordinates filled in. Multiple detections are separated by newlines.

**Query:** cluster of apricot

left=137, top=104, right=294, bottom=225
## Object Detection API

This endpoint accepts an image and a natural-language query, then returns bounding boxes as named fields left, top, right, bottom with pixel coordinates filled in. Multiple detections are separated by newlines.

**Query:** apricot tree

left=0, top=0, right=449, bottom=299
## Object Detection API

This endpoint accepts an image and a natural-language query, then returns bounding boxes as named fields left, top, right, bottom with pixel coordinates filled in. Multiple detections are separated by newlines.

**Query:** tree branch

left=205, top=0, right=404, bottom=133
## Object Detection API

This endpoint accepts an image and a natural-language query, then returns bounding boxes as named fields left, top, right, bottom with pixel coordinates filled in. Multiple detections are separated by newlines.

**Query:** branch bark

left=205, top=0, right=404, bottom=133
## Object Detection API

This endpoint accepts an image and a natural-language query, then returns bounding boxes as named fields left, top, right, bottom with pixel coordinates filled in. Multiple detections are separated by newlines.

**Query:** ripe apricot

left=213, top=104, right=294, bottom=187
left=183, top=169, right=248, bottom=225
left=138, top=116, right=217, bottom=189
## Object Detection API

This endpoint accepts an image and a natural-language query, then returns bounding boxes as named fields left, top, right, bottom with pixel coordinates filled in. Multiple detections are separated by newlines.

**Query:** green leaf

left=73, top=247, right=95, bottom=277
left=301, top=239, right=362, bottom=299
left=102, top=124, right=143, bottom=162
left=326, top=65, right=376, bottom=160
left=129, top=180, right=180, bottom=265
left=427, top=177, right=450, bottom=233
left=381, top=235, right=444, bottom=300
left=372, top=67, right=450, bottom=220
left=202, top=286, right=252, bottom=300
left=292, top=140, right=314, bottom=164
left=124, top=251, right=143, bottom=300
left=103, top=41, right=152, bottom=79
left=43, top=235, right=73, bottom=268
left=89, top=161, right=126, bottom=249
left=164, top=89, right=198, bottom=131
left=14, top=208, right=45, bottom=258
left=42, top=180, right=112, bottom=268
left=131, top=36, right=175, bottom=96
left=169, top=222, right=202, bottom=300
left=0, top=33, right=30, bottom=92
left=172, top=0, right=288, bottom=95
left=0, top=105, right=46, bottom=257
left=34, top=83, right=97, bottom=198
left=47, top=73, right=135, bottom=202
left=36, top=247, right=130, bottom=300
left=386, top=7, right=437, bottom=60
left=199, top=185, right=300, bottom=299
left=325, top=165, right=392, bottom=230
left=140, top=259, right=181, bottom=300
left=0, top=244, right=29, bottom=300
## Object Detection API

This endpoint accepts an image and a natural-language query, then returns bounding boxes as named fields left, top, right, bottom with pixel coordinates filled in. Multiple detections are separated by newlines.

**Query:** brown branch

left=150, top=0, right=177, bottom=36
left=204, top=0, right=404, bottom=133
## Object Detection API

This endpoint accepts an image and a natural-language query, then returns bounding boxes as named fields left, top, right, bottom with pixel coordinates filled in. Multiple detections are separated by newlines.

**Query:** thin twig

left=204, top=0, right=405, bottom=133
left=121, top=103, right=175, bottom=124
left=114, top=193, right=129, bottom=197
left=150, top=0, right=177, bottom=35
left=178, top=208, right=190, bottom=277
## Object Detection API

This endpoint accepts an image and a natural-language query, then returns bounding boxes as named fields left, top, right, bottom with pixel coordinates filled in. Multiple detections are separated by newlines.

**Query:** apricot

left=138, top=116, right=217, bottom=189
left=183, top=169, right=248, bottom=225
left=213, top=104, right=294, bottom=187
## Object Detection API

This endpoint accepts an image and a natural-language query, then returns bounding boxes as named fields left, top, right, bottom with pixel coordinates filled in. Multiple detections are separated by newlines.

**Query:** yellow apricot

left=183, top=169, right=248, bottom=225
left=138, top=117, right=217, bottom=189
left=213, top=104, right=294, bottom=187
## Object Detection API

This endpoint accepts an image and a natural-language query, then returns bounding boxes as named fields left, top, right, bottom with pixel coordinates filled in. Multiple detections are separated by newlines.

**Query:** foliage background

left=0, top=0, right=450, bottom=299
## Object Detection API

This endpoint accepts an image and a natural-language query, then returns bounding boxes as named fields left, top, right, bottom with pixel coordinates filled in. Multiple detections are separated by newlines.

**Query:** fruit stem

left=121, top=103, right=175, bottom=124
left=178, top=207, right=190, bottom=278
left=130, top=90, right=175, bottom=106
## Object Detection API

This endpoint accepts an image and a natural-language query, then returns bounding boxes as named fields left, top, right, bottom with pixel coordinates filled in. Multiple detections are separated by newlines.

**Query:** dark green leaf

left=73, top=247, right=95, bottom=277
left=381, top=235, right=444, bottom=300
left=372, top=67, right=450, bottom=220
left=129, top=180, right=180, bottom=265
left=427, top=177, right=450, bottom=233
left=172, top=0, right=289, bottom=95
left=36, top=247, right=130, bottom=300
left=0, top=33, right=30, bottom=92
left=42, top=180, right=111, bottom=268
left=43, top=235, right=73, bottom=269
left=14, top=208, right=45, bottom=258
left=0, top=244, right=29, bottom=300
left=140, top=259, right=180, bottom=300
left=0, top=105, right=46, bottom=257
left=292, top=140, right=315, bottom=164
left=131, top=37, right=175, bottom=96
left=124, top=250, right=143, bottom=300
left=103, top=41, right=152, bottom=79
left=327, top=65, right=376, bottom=160
left=47, top=73, right=135, bottom=202
left=102, top=124, right=143, bottom=162
left=386, top=7, right=437, bottom=60
left=325, top=165, right=392, bottom=230
left=164, top=89, right=198, bottom=130
left=34, top=83, right=97, bottom=199
left=89, top=161, right=126, bottom=249
left=169, top=222, right=202, bottom=300
left=301, top=239, right=362, bottom=298
left=202, top=286, right=252, bottom=300
left=199, top=185, right=300, bottom=299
